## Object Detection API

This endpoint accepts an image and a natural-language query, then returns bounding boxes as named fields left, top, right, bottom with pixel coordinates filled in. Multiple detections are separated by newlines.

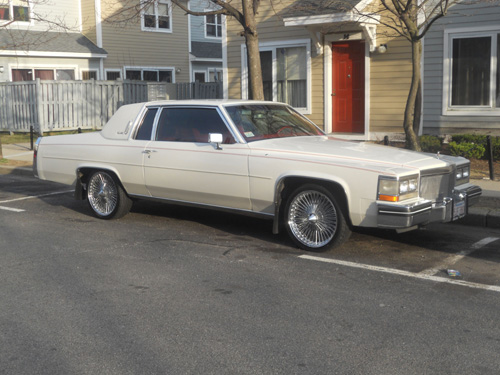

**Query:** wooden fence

left=0, top=79, right=222, bottom=133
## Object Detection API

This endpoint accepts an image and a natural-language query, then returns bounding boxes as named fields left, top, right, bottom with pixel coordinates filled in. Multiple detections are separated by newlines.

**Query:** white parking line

left=0, top=190, right=73, bottom=212
left=0, top=206, right=25, bottom=212
left=419, top=237, right=500, bottom=276
left=0, top=190, right=73, bottom=204
left=471, top=237, right=499, bottom=249
left=299, top=254, right=500, bottom=293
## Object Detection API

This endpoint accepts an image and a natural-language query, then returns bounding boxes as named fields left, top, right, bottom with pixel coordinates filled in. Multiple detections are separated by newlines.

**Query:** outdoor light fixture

left=176, top=67, right=182, bottom=73
left=0, top=66, right=4, bottom=73
left=377, top=44, right=388, bottom=54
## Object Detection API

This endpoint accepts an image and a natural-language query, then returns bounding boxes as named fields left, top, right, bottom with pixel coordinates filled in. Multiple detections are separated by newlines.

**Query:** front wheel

left=86, top=171, right=132, bottom=219
left=284, top=184, right=351, bottom=251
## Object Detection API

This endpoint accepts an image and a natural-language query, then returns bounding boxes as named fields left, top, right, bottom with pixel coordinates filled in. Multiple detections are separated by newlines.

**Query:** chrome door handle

left=142, top=149, right=157, bottom=154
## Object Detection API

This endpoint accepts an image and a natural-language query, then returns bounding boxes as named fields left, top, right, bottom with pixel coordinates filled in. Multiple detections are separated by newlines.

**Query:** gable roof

left=280, top=0, right=362, bottom=18
left=0, top=30, right=107, bottom=57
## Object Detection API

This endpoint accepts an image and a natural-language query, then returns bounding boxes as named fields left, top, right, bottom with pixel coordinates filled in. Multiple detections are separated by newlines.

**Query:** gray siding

left=190, top=0, right=211, bottom=43
left=423, top=2, right=500, bottom=135
left=100, top=0, right=191, bottom=82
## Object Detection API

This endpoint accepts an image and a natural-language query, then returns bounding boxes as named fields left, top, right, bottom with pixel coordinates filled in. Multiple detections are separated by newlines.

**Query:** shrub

left=451, top=134, right=500, bottom=160
left=448, top=141, right=485, bottom=159
left=419, top=135, right=442, bottom=153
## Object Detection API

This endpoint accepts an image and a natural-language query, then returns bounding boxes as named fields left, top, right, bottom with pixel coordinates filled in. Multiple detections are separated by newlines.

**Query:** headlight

left=378, top=175, right=419, bottom=202
left=455, top=164, right=470, bottom=186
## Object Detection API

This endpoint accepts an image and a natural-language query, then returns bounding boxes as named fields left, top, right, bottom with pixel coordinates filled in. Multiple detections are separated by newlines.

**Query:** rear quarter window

left=135, top=108, right=159, bottom=140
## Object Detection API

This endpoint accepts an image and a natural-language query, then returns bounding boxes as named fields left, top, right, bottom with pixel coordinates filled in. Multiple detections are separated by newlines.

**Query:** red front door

left=332, top=41, right=365, bottom=133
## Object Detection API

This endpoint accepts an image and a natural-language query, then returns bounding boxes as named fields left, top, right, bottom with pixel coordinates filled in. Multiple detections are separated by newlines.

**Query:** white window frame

left=124, top=66, right=175, bottom=82
left=443, top=25, right=500, bottom=116
left=240, top=39, right=312, bottom=114
left=208, top=68, right=223, bottom=82
left=9, top=64, right=78, bottom=81
left=141, top=0, right=172, bottom=33
left=105, top=69, right=122, bottom=81
left=205, top=11, right=222, bottom=39
left=0, top=0, right=33, bottom=25
left=193, top=70, right=206, bottom=82
left=81, top=69, right=99, bottom=80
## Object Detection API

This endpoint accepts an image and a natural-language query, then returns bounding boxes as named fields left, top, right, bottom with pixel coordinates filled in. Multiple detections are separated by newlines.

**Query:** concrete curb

left=458, top=207, right=500, bottom=229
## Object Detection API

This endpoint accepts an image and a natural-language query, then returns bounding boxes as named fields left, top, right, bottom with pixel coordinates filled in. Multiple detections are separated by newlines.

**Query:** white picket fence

left=0, top=79, right=222, bottom=133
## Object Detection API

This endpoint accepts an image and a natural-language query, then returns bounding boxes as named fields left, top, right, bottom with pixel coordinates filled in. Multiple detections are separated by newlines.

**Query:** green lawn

left=0, top=133, right=32, bottom=144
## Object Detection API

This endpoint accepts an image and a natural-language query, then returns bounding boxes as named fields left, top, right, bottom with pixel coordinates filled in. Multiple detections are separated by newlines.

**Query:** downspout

left=95, top=0, right=104, bottom=79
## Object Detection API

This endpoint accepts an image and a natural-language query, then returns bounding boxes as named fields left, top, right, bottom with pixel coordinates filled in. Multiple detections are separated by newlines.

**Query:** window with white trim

left=0, top=0, right=30, bottom=23
left=106, top=70, right=122, bottom=80
left=246, top=42, right=310, bottom=111
left=445, top=30, right=499, bottom=114
left=209, top=68, right=223, bottom=82
left=142, top=0, right=171, bottom=32
left=206, top=13, right=222, bottom=38
left=11, top=68, right=75, bottom=81
left=125, top=68, right=173, bottom=82
left=82, top=70, right=98, bottom=80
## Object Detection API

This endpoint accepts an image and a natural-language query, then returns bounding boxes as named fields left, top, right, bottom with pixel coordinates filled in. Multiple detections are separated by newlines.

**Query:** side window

left=155, top=108, right=235, bottom=144
left=135, top=108, right=158, bottom=140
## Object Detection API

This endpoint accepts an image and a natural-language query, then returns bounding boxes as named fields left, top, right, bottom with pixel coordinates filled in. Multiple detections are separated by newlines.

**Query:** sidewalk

left=1, top=142, right=500, bottom=228
left=0, top=142, right=34, bottom=174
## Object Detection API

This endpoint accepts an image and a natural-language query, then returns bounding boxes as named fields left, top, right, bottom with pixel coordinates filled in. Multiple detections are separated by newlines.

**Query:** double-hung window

left=444, top=28, right=500, bottom=115
left=0, top=0, right=31, bottom=23
left=206, top=13, right=222, bottom=38
left=142, top=0, right=171, bottom=32
left=242, top=40, right=311, bottom=114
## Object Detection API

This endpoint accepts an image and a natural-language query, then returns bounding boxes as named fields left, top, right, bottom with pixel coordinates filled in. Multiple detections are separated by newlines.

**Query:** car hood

left=247, top=136, right=460, bottom=175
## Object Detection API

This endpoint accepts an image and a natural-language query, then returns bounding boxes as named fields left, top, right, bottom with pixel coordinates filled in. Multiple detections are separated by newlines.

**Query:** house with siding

left=1, top=0, right=192, bottom=84
left=189, top=0, right=223, bottom=83
left=83, top=0, right=190, bottom=83
left=223, top=0, right=414, bottom=140
left=0, top=0, right=106, bottom=82
left=422, top=1, right=500, bottom=136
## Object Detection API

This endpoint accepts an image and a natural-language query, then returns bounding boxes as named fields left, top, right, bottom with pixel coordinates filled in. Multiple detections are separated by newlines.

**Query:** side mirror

left=209, top=133, right=223, bottom=150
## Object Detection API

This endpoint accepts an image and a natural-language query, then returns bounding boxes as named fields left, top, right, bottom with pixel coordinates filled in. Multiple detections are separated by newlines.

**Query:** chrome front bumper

left=377, top=184, right=482, bottom=229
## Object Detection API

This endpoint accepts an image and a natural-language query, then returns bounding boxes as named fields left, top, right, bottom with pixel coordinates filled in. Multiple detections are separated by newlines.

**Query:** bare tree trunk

left=413, top=77, right=422, bottom=138
left=242, top=0, right=264, bottom=100
left=403, top=40, right=422, bottom=151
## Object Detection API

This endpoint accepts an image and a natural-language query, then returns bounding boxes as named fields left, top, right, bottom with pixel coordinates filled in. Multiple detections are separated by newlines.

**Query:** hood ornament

left=436, top=151, right=441, bottom=159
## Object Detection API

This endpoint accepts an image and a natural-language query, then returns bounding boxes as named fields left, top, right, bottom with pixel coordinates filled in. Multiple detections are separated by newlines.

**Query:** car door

left=143, top=106, right=252, bottom=210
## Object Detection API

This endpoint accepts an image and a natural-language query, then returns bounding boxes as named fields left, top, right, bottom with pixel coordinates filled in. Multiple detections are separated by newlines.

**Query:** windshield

left=224, top=104, right=324, bottom=142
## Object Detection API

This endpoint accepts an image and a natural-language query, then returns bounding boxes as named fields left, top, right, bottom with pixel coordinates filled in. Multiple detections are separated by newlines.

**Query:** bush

left=451, top=134, right=500, bottom=160
left=419, top=135, right=442, bottom=153
left=448, top=141, right=485, bottom=159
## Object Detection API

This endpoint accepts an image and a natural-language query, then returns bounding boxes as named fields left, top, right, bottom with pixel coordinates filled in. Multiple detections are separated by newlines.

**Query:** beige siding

left=226, top=0, right=413, bottom=135
left=99, top=0, right=190, bottom=82
left=369, top=19, right=412, bottom=134
left=81, top=0, right=97, bottom=44
left=225, top=0, right=324, bottom=128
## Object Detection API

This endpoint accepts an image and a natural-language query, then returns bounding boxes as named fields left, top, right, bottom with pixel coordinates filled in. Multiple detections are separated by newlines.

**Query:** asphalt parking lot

left=2, top=172, right=500, bottom=374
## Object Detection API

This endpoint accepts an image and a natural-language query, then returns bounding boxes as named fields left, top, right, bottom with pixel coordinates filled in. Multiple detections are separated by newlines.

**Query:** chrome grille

left=420, top=170, right=454, bottom=203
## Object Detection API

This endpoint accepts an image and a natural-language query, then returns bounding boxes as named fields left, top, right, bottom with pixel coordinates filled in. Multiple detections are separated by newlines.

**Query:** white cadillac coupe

left=34, top=100, right=481, bottom=251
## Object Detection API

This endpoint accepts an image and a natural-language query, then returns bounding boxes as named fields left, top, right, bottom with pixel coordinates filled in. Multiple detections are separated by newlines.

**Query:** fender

left=272, top=172, right=351, bottom=234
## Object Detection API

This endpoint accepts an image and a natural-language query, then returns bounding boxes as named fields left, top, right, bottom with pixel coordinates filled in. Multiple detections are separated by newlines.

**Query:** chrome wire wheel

left=287, top=189, right=338, bottom=249
left=87, top=171, right=119, bottom=217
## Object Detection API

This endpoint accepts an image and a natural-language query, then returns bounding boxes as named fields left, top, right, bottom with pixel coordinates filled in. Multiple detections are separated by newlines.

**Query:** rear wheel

left=285, top=184, right=350, bottom=251
left=86, top=171, right=132, bottom=219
